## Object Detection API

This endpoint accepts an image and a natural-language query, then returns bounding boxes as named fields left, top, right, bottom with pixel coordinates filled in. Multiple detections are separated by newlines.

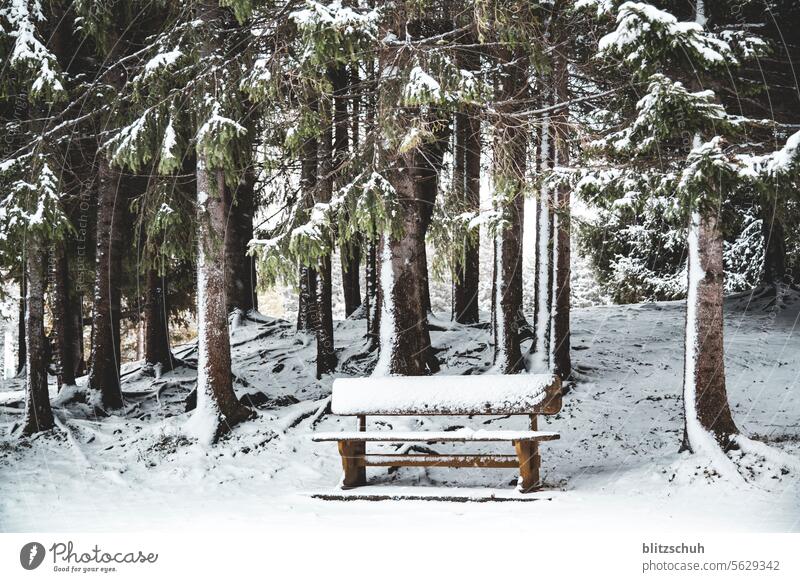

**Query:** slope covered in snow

left=0, top=292, right=798, bottom=532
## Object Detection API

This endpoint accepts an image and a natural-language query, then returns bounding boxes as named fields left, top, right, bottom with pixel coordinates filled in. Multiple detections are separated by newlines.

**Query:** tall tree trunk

left=22, top=235, right=54, bottom=435
left=491, top=47, right=527, bottom=373
left=340, top=64, right=362, bottom=317
left=682, top=210, right=738, bottom=450
left=52, top=243, right=77, bottom=387
left=365, top=239, right=379, bottom=349
left=17, top=277, right=26, bottom=375
left=341, top=241, right=362, bottom=317
left=143, top=265, right=174, bottom=374
left=192, top=157, right=252, bottom=440
left=189, top=1, right=253, bottom=442
left=87, top=158, right=125, bottom=410
left=531, top=113, right=554, bottom=371
left=550, top=47, right=572, bottom=379
left=225, top=168, right=259, bottom=318
left=760, top=198, right=786, bottom=288
left=452, top=105, right=481, bottom=324
left=376, top=139, right=446, bottom=375
left=315, top=75, right=339, bottom=377
left=71, top=292, right=86, bottom=377
left=297, top=118, right=319, bottom=334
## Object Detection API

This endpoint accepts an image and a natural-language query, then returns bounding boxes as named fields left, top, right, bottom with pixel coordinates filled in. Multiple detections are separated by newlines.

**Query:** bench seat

left=312, top=430, right=560, bottom=442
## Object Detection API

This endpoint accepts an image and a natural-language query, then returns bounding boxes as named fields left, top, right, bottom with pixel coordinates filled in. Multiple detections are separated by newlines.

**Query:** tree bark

left=225, top=168, right=259, bottom=317
left=22, top=235, right=54, bottom=434
left=87, top=158, right=125, bottom=409
left=365, top=238, right=379, bottom=349
left=452, top=106, right=481, bottom=324
left=682, top=210, right=738, bottom=450
left=531, top=114, right=555, bottom=371
left=491, top=46, right=527, bottom=373
left=378, top=140, right=446, bottom=375
left=760, top=198, right=786, bottom=287
left=193, top=156, right=253, bottom=440
left=339, top=64, right=362, bottom=317
left=143, top=265, right=174, bottom=374
left=71, top=292, right=86, bottom=377
left=315, top=78, right=338, bottom=377
left=52, top=242, right=77, bottom=387
left=297, top=118, right=319, bottom=334
left=17, top=277, right=26, bottom=375
left=190, top=1, right=253, bottom=441
left=341, top=240, right=362, bottom=317
left=550, top=49, right=572, bottom=379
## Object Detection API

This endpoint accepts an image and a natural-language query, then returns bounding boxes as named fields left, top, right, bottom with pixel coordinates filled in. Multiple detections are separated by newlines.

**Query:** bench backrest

left=330, top=373, right=562, bottom=416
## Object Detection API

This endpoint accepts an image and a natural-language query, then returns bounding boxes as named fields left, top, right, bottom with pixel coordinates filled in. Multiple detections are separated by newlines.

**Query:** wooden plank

left=362, top=454, right=520, bottom=468
left=312, top=430, right=561, bottom=442
left=331, top=375, right=562, bottom=416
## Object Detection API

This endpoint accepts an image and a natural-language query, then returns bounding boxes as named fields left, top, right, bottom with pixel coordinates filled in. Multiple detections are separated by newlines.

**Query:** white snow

left=403, top=66, right=442, bottom=102
left=140, top=48, right=183, bottom=80
left=1, top=292, right=799, bottom=533
left=312, top=429, right=559, bottom=442
left=331, top=374, right=556, bottom=415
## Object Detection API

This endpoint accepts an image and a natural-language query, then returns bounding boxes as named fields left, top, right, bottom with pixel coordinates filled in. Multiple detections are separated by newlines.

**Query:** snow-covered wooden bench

left=312, top=373, right=562, bottom=492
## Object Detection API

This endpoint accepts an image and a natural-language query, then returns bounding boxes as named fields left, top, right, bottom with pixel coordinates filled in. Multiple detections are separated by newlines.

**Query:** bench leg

left=338, top=440, right=366, bottom=489
left=514, top=441, right=541, bottom=492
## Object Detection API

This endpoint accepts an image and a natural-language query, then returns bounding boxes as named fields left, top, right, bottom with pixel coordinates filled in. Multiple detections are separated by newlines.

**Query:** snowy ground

left=1, top=292, right=798, bottom=533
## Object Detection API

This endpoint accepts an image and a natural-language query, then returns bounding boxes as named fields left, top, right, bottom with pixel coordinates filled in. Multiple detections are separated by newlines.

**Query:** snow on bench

left=315, top=372, right=564, bottom=493
left=330, top=373, right=562, bottom=416
left=312, top=429, right=560, bottom=442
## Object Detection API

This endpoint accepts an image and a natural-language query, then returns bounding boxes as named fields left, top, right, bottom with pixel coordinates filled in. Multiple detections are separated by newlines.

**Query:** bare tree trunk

left=193, top=157, right=253, bottom=440
left=143, top=265, right=174, bottom=374
left=341, top=241, right=362, bottom=317
left=365, top=239, right=379, bottom=349
left=315, top=78, right=338, bottom=377
left=87, top=158, right=125, bottom=410
left=333, top=64, right=362, bottom=318
left=71, top=292, right=85, bottom=377
left=17, top=277, right=26, bottom=375
left=52, top=242, right=77, bottom=387
left=225, top=168, right=259, bottom=318
left=682, top=210, right=738, bottom=450
left=189, top=0, right=253, bottom=442
left=375, top=194, right=434, bottom=376
left=297, top=116, right=319, bottom=334
left=491, top=46, right=527, bottom=373
left=531, top=113, right=554, bottom=371
left=761, top=198, right=786, bottom=288
left=550, top=48, right=571, bottom=379
left=22, top=235, right=54, bottom=435
left=452, top=105, right=481, bottom=324
left=377, top=138, right=447, bottom=375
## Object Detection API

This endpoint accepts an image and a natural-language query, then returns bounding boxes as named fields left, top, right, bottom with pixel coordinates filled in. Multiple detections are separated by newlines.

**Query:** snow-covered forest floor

left=1, top=292, right=798, bottom=533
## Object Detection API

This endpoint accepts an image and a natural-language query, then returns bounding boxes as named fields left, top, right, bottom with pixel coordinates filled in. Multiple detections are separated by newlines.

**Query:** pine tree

left=188, top=0, right=255, bottom=441
left=575, top=0, right=787, bottom=451
left=1, top=0, right=71, bottom=433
